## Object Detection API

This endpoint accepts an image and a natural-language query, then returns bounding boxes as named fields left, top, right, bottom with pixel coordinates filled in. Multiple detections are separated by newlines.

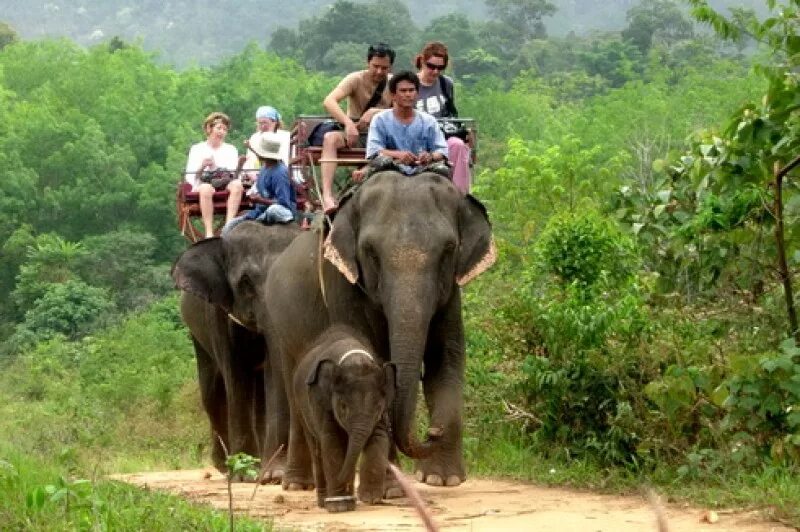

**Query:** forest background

left=0, top=0, right=799, bottom=529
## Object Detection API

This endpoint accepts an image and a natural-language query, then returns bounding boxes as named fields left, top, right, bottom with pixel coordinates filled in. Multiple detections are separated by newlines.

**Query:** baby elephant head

left=307, top=349, right=396, bottom=484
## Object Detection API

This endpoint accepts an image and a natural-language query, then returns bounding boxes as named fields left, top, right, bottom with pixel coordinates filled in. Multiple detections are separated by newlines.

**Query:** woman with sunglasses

left=414, top=41, right=471, bottom=194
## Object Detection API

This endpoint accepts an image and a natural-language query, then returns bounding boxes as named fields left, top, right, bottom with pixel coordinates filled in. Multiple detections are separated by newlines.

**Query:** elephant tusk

left=427, top=426, right=444, bottom=439
left=227, top=313, right=246, bottom=327
left=338, top=349, right=373, bottom=364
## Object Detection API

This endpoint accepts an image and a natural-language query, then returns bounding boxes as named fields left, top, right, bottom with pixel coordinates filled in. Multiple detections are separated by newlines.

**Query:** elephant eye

left=363, top=243, right=379, bottom=264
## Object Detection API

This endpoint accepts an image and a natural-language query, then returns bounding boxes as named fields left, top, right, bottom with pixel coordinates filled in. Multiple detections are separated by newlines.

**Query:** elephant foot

left=324, top=495, right=356, bottom=513
left=259, top=467, right=284, bottom=484
left=381, top=472, right=403, bottom=499
left=259, top=453, right=287, bottom=484
left=282, top=478, right=315, bottom=491
left=357, top=482, right=385, bottom=504
left=282, top=462, right=314, bottom=491
left=211, top=443, right=227, bottom=474
left=414, top=452, right=465, bottom=487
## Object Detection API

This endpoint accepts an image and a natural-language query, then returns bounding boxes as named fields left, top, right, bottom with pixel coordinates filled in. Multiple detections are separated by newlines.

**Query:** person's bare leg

left=226, top=179, right=243, bottom=222
left=198, top=183, right=215, bottom=238
left=320, top=132, right=345, bottom=212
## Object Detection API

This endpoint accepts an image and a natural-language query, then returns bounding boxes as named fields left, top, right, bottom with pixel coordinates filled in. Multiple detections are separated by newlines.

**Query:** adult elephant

left=172, top=222, right=300, bottom=479
left=264, top=170, right=495, bottom=489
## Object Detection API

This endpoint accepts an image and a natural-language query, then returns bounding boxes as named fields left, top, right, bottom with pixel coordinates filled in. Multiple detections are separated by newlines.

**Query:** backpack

left=438, top=75, right=459, bottom=118
left=308, top=77, right=388, bottom=146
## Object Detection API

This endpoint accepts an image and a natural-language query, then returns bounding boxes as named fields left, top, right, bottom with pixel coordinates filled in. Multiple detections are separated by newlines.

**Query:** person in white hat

left=222, top=131, right=296, bottom=234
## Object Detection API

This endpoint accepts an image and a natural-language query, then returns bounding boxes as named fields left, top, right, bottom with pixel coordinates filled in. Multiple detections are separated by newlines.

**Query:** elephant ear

left=456, top=194, right=497, bottom=286
left=323, top=201, right=359, bottom=284
left=306, top=358, right=336, bottom=405
left=171, top=237, right=234, bottom=311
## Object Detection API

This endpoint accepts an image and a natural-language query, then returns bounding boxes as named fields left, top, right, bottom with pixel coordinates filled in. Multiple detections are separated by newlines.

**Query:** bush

left=536, top=209, right=636, bottom=289
left=720, top=339, right=800, bottom=464
left=8, top=280, right=114, bottom=353
left=514, top=210, right=654, bottom=465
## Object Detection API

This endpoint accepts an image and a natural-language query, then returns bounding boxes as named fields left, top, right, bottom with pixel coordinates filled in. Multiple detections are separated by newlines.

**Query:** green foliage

left=225, top=453, right=260, bottom=481
left=0, top=447, right=269, bottom=531
left=720, top=339, right=800, bottom=464
left=485, top=0, right=557, bottom=51
left=513, top=211, right=651, bottom=465
left=270, top=0, right=417, bottom=74
left=536, top=210, right=636, bottom=287
left=0, top=296, right=201, bottom=471
left=622, top=0, right=695, bottom=55
left=13, top=280, right=114, bottom=346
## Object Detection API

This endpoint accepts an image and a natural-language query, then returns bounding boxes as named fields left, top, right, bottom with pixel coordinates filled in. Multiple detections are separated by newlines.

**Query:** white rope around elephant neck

left=338, top=349, right=373, bottom=365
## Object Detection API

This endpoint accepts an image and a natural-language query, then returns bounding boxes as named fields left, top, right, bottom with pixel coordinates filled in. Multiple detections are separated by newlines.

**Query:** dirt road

left=116, top=469, right=792, bottom=531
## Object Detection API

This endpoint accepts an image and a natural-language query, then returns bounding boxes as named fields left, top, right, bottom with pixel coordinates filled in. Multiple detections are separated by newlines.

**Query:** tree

left=16, top=279, right=114, bottom=341
left=274, top=0, right=417, bottom=73
left=0, top=21, right=18, bottom=50
left=486, top=0, right=557, bottom=48
left=419, top=13, right=479, bottom=62
left=622, top=0, right=695, bottom=55
left=10, top=234, right=86, bottom=319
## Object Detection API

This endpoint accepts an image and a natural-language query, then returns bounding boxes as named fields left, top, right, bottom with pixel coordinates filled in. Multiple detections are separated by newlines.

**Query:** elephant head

left=323, top=171, right=495, bottom=458
left=306, top=351, right=396, bottom=484
left=172, top=223, right=300, bottom=329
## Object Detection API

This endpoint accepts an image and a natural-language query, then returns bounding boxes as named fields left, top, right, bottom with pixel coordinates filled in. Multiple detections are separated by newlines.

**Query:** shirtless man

left=320, top=43, right=394, bottom=212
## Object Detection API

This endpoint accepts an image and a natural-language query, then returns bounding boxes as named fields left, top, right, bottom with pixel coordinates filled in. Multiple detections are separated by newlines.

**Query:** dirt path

left=115, top=469, right=792, bottom=531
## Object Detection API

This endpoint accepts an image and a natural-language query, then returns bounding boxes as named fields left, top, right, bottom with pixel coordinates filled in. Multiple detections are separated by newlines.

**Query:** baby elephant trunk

left=337, top=422, right=373, bottom=485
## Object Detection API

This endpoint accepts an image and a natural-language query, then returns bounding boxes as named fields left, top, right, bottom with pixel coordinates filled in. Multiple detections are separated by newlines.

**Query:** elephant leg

left=383, top=442, right=404, bottom=499
left=261, top=355, right=288, bottom=484
left=306, top=431, right=326, bottom=508
left=415, top=303, right=466, bottom=487
left=193, top=339, right=228, bottom=472
left=222, top=360, right=259, bottom=481
left=282, top=411, right=315, bottom=490
left=357, top=423, right=389, bottom=504
left=320, top=426, right=354, bottom=512
left=251, top=367, right=266, bottom=459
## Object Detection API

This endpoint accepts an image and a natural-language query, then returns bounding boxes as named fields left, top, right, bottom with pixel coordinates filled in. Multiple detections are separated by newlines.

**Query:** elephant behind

left=264, top=170, right=495, bottom=490
left=172, top=221, right=300, bottom=478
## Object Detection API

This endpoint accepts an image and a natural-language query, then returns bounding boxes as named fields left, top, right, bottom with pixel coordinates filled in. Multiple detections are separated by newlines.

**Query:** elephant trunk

left=337, top=423, right=372, bottom=485
left=388, top=306, right=438, bottom=460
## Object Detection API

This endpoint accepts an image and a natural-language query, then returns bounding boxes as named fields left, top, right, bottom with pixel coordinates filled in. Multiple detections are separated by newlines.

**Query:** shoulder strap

left=439, top=76, right=458, bottom=118
left=363, top=77, right=388, bottom=116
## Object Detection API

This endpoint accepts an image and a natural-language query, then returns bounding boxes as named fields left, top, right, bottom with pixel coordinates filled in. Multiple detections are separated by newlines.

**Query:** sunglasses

left=425, top=62, right=445, bottom=71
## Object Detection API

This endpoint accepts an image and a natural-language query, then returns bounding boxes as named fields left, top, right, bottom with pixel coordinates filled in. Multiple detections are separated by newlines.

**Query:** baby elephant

left=293, top=325, right=395, bottom=512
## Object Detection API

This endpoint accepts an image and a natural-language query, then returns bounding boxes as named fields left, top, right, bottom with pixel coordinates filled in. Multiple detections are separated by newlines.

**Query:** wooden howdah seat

left=291, top=115, right=369, bottom=186
left=176, top=179, right=313, bottom=243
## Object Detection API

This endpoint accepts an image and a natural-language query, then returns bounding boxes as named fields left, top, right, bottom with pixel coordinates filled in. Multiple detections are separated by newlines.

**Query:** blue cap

left=255, top=105, right=281, bottom=122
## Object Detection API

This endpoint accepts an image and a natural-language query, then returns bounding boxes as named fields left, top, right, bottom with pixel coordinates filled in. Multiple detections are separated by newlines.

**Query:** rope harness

left=338, top=348, right=373, bottom=365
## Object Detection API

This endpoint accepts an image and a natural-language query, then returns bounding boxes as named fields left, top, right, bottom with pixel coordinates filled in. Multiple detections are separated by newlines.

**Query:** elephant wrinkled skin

left=264, top=170, right=495, bottom=489
left=172, top=222, right=300, bottom=480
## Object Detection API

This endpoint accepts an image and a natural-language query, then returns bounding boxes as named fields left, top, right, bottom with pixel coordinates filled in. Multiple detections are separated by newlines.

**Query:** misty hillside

left=0, top=0, right=767, bottom=66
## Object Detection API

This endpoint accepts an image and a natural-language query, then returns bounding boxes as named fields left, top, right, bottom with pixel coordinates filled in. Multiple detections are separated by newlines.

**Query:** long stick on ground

left=388, top=464, right=439, bottom=532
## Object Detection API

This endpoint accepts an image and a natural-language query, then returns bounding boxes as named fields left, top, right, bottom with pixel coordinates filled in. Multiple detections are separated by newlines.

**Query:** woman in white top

left=185, top=112, right=244, bottom=238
